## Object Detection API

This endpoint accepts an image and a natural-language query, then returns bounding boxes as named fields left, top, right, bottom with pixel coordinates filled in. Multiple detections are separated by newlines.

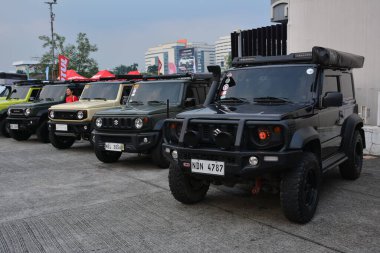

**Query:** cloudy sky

left=0, top=0, right=271, bottom=72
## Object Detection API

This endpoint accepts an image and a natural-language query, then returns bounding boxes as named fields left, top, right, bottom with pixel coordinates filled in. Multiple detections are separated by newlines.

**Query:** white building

left=215, top=35, right=232, bottom=71
left=145, top=40, right=215, bottom=74
left=12, top=60, right=40, bottom=74
left=273, top=0, right=380, bottom=154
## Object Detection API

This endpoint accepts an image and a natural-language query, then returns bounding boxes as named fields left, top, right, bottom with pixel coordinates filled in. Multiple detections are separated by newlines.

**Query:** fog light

left=264, top=156, right=279, bottom=162
left=84, top=125, right=88, bottom=130
left=249, top=156, right=259, bottom=166
left=143, top=137, right=148, bottom=143
left=171, top=150, right=178, bottom=159
left=165, top=148, right=170, bottom=153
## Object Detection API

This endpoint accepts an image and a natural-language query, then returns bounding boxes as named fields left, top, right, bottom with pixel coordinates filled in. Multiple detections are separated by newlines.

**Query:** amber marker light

left=273, top=126, right=281, bottom=134
left=258, top=130, right=268, bottom=140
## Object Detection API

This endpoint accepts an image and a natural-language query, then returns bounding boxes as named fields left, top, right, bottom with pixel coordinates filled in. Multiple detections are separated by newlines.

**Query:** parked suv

left=7, top=81, right=87, bottom=142
left=0, top=81, right=43, bottom=137
left=48, top=79, right=136, bottom=149
left=163, top=47, right=365, bottom=223
left=92, top=73, right=212, bottom=168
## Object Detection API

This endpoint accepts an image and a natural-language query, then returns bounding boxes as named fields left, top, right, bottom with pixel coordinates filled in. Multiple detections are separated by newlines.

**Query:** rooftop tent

left=127, top=70, right=141, bottom=75
left=91, top=70, right=115, bottom=80
left=66, top=70, right=88, bottom=80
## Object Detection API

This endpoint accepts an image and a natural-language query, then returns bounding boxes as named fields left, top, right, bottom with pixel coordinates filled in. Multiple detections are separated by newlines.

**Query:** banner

left=45, top=66, right=49, bottom=81
left=58, top=55, right=69, bottom=80
left=157, top=57, right=162, bottom=74
left=178, top=48, right=196, bottom=73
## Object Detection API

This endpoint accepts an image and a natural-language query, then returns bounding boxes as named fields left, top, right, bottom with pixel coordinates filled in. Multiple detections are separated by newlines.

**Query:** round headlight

left=95, top=118, right=103, bottom=128
left=7, top=108, right=11, bottom=116
left=24, top=108, right=31, bottom=116
left=49, top=110, right=54, bottom=119
left=77, top=111, right=84, bottom=120
left=135, top=118, right=143, bottom=129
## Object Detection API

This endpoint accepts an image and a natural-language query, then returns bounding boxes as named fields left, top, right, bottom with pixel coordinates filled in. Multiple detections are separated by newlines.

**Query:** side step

left=322, top=152, right=347, bottom=172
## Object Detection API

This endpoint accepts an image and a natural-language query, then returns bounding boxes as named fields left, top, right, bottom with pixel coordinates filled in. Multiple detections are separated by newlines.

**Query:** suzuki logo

left=114, top=119, right=119, bottom=126
left=213, top=128, right=221, bottom=136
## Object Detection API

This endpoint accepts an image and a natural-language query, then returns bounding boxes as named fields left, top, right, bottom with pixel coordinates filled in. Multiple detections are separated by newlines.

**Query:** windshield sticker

left=222, top=84, right=229, bottom=91
left=84, top=84, right=90, bottom=89
left=131, top=85, right=139, bottom=96
left=306, top=68, right=314, bottom=75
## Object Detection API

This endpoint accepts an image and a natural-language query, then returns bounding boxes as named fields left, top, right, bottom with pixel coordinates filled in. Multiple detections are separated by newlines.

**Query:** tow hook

left=251, top=177, right=262, bottom=195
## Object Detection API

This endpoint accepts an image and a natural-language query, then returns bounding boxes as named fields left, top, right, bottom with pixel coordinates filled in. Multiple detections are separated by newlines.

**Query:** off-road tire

left=339, top=130, right=363, bottom=180
left=36, top=120, right=50, bottom=143
left=0, top=118, right=10, bottom=138
left=280, top=152, right=321, bottom=224
left=94, top=145, right=122, bottom=163
left=169, top=163, right=210, bottom=204
left=49, top=131, right=75, bottom=149
left=9, top=130, right=32, bottom=141
left=151, top=140, right=169, bottom=168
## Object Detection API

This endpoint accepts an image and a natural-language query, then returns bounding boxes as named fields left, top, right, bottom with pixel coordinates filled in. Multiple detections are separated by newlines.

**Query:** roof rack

left=232, top=46, right=364, bottom=69
left=142, top=73, right=213, bottom=81
left=98, top=75, right=143, bottom=81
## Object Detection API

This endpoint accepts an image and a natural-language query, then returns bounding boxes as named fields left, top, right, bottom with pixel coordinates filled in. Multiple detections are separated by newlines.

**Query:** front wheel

left=339, top=130, right=363, bottom=180
left=280, top=152, right=321, bottom=224
left=0, top=118, right=10, bottom=138
left=94, top=145, right=122, bottom=163
left=9, top=130, right=32, bottom=141
left=49, top=131, right=75, bottom=149
left=169, top=163, right=210, bottom=204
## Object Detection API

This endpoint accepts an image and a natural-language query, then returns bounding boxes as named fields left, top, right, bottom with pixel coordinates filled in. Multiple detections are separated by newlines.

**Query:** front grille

left=101, top=117, right=133, bottom=129
left=54, top=111, right=77, bottom=120
left=10, top=108, right=25, bottom=117
left=187, top=121, right=239, bottom=148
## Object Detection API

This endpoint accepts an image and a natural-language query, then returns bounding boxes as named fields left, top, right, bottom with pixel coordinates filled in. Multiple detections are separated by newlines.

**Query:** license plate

left=191, top=159, right=225, bottom=176
left=56, top=124, right=68, bottom=131
left=10, top=124, right=18, bottom=130
left=105, top=142, right=124, bottom=152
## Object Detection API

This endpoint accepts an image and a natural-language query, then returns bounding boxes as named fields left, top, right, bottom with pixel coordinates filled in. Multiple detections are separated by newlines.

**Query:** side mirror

left=322, top=92, right=343, bottom=107
left=122, top=96, right=129, bottom=105
left=184, top=97, right=196, bottom=107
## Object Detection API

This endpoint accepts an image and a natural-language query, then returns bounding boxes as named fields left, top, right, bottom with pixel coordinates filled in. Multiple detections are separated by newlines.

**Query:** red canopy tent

left=127, top=70, right=140, bottom=75
left=65, top=70, right=88, bottom=80
left=91, top=70, right=115, bottom=80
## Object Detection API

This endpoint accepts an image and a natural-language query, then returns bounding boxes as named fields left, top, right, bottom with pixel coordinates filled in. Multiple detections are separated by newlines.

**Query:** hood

left=50, top=100, right=116, bottom=110
left=96, top=104, right=182, bottom=116
left=10, top=100, right=60, bottom=110
left=176, top=103, right=313, bottom=121
left=0, top=99, right=29, bottom=111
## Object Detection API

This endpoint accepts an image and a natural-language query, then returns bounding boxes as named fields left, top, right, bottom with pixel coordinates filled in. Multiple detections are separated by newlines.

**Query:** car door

left=317, top=70, right=342, bottom=158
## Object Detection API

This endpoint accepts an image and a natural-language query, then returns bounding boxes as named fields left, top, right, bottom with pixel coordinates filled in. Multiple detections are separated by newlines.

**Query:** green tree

left=224, top=52, right=232, bottom=69
left=38, top=32, right=99, bottom=77
left=147, top=65, right=158, bottom=74
left=113, top=63, right=138, bottom=75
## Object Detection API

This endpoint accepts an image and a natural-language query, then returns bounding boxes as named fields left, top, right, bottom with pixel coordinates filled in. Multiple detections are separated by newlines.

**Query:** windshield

left=80, top=83, right=120, bottom=100
left=216, top=66, right=317, bottom=104
left=0, top=86, right=6, bottom=97
left=9, top=86, right=30, bottom=99
left=37, top=85, right=67, bottom=102
left=128, top=82, right=183, bottom=105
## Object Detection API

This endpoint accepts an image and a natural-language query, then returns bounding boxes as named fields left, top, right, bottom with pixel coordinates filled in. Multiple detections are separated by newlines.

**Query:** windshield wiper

left=129, top=100, right=144, bottom=105
left=42, top=98, right=54, bottom=101
left=215, top=97, right=249, bottom=104
left=81, top=97, right=91, bottom=101
left=93, top=98, right=107, bottom=101
left=254, top=96, right=293, bottom=104
left=147, top=100, right=166, bottom=105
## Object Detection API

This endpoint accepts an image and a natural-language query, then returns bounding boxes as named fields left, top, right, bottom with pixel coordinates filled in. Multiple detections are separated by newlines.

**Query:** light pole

left=45, top=0, right=57, bottom=80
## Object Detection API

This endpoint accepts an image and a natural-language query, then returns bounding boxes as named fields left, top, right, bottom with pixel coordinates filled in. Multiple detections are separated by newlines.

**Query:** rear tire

left=94, top=145, right=122, bottom=163
left=339, top=130, right=363, bottom=180
left=280, top=152, right=321, bottom=224
left=0, top=118, right=10, bottom=138
left=36, top=120, right=50, bottom=143
left=151, top=140, right=169, bottom=168
left=169, top=163, right=210, bottom=204
left=49, top=131, right=75, bottom=149
left=9, top=130, right=32, bottom=141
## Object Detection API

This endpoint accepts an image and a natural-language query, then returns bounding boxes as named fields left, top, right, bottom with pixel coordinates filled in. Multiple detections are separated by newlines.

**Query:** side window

left=322, top=76, right=339, bottom=96
left=29, top=89, right=40, bottom=101
left=185, top=82, right=211, bottom=106
left=339, top=73, right=354, bottom=99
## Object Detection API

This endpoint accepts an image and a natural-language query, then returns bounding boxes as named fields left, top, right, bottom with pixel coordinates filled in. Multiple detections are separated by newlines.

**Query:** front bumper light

left=49, top=110, right=54, bottom=119
left=77, top=111, right=84, bottom=120
left=135, top=118, right=143, bottom=129
left=24, top=108, right=31, bottom=116
left=95, top=118, right=103, bottom=128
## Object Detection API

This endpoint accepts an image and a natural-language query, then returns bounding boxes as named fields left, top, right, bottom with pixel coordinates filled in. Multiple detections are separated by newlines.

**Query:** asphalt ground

left=0, top=135, right=379, bottom=253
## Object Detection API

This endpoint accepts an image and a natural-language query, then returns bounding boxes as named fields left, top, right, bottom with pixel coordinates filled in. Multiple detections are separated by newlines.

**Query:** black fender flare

left=153, top=119, right=166, bottom=132
left=289, top=126, right=320, bottom=150
left=340, top=114, right=365, bottom=150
